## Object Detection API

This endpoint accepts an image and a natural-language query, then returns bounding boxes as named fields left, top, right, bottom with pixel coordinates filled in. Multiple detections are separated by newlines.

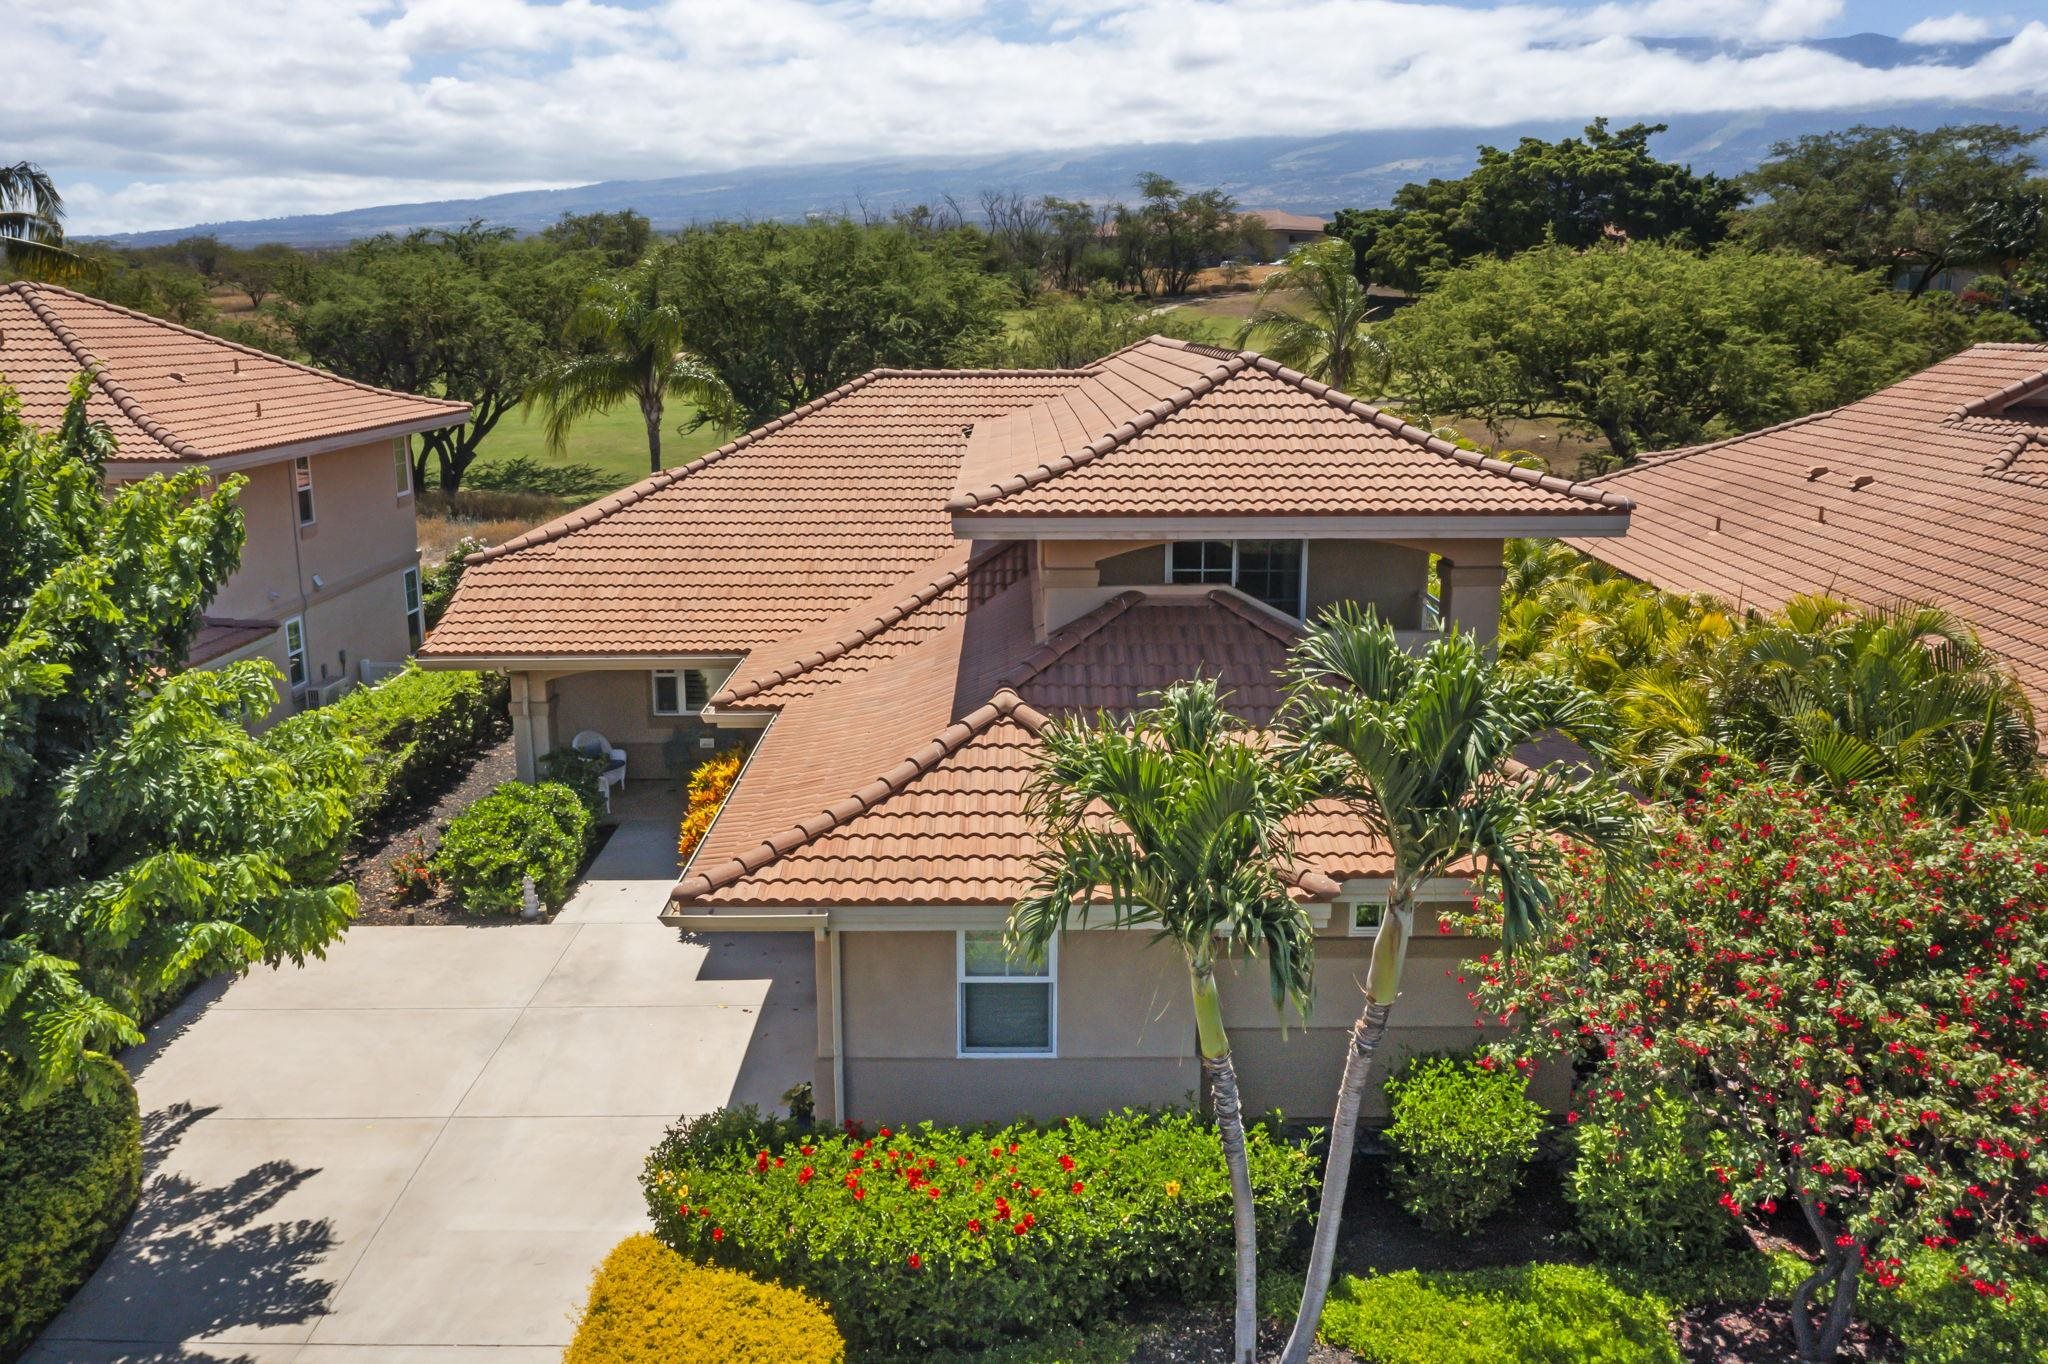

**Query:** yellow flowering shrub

left=565, top=1233, right=843, bottom=1364
left=677, top=748, right=745, bottom=861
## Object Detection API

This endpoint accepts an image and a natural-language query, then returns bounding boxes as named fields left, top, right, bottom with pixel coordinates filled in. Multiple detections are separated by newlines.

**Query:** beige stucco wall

left=549, top=666, right=736, bottom=777
left=1096, top=539, right=1430, bottom=630
left=826, top=918, right=1560, bottom=1127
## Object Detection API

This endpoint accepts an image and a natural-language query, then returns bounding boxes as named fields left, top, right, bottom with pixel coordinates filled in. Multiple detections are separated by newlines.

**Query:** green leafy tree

left=1380, top=240, right=2033, bottom=463
left=1740, top=123, right=2044, bottom=298
left=1003, top=284, right=1207, bottom=368
left=1331, top=120, right=1743, bottom=292
left=1274, top=606, right=1641, bottom=1364
left=661, top=219, right=1011, bottom=425
left=1234, top=240, right=1389, bottom=394
left=1469, top=770, right=2048, bottom=1362
left=1, top=161, right=95, bottom=284
left=1119, top=174, right=1254, bottom=297
left=221, top=242, right=303, bottom=310
left=286, top=223, right=584, bottom=491
left=527, top=244, right=740, bottom=474
left=0, top=381, right=359, bottom=1103
left=1011, top=679, right=1321, bottom=1364
left=539, top=209, right=654, bottom=269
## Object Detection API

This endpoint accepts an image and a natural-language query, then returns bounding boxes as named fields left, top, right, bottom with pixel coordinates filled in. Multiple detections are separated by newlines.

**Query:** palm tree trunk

left=1191, top=963, right=1259, bottom=1364
left=1278, top=898, right=1414, bottom=1364
left=641, top=379, right=664, bottom=473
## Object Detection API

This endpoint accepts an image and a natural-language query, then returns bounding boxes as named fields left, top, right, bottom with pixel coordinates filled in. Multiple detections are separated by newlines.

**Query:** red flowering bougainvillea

left=1465, top=766, right=2048, bottom=1363
left=641, top=1107, right=1311, bottom=1352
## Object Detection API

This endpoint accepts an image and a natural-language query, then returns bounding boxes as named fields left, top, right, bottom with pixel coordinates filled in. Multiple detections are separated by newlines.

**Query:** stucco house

left=423, top=336, right=1632, bottom=1124
left=1244, top=210, right=1330, bottom=252
left=1, top=281, right=470, bottom=716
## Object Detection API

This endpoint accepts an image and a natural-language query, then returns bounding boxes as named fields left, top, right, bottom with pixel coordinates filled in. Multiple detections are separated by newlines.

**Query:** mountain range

left=100, top=35, right=2048, bottom=249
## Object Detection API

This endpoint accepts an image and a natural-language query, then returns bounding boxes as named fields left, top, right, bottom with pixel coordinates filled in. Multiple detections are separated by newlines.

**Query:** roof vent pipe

left=1805, top=465, right=1829, bottom=481
left=1851, top=474, right=1875, bottom=490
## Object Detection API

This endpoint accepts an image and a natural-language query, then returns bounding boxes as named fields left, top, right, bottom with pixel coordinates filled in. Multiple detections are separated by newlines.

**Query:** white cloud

left=1901, top=11, right=2007, bottom=43
left=8, top=0, right=2046, bottom=235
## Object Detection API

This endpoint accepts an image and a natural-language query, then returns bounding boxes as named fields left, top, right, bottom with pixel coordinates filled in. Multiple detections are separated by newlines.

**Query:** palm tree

left=527, top=245, right=740, bottom=474
left=1234, top=240, right=1387, bottom=395
left=2, top=162, right=95, bottom=283
left=1274, top=605, right=1642, bottom=1364
left=1011, top=679, right=1322, bottom=1364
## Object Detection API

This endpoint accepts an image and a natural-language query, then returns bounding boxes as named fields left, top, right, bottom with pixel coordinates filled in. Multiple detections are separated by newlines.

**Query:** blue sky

left=9, top=1, right=2046, bottom=234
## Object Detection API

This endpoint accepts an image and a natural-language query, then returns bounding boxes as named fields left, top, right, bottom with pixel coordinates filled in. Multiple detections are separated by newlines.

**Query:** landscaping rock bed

left=342, top=735, right=516, bottom=923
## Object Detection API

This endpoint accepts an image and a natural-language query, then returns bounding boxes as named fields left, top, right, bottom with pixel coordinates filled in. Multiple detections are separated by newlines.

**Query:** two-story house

left=422, top=337, right=1631, bottom=1125
left=2, top=281, right=470, bottom=716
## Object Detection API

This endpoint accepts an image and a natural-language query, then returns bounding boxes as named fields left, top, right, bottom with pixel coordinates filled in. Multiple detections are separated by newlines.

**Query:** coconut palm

left=1010, top=679, right=1322, bottom=1364
left=1234, top=240, right=1388, bottom=395
left=1274, top=606, right=1642, bottom=1364
left=526, top=245, right=740, bottom=474
left=2, top=161, right=95, bottom=283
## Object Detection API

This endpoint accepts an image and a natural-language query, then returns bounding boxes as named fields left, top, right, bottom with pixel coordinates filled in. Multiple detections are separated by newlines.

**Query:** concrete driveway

left=28, top=799, right=816, bottom=1363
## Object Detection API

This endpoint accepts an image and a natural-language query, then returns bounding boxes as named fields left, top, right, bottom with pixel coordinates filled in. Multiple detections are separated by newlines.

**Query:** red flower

left=1012, top=1221, right=1029, bottom=1235
left=851, top=1187, right=866, bottom=1201
left=711, top=1227, right=724, bottom=1242
left=1071, top=1181, right=1085, bottom=1195
left=1058, top=1154, right=1076, bottom=1172
left=879, top=1126, right=893, bottom=1139
left=906, top=1252, right=921, bottom=1270
left=967, top=1218, right=984, bottom=1235
left=797, top=1165, right=814, bottom=1185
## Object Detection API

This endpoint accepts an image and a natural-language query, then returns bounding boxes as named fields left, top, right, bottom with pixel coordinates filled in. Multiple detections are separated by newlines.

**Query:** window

left=1167, top=539, right=1306, bottom=618
left=959, top=930, right=1055, bottom=1055
left=294, top=456, right=315, bottom=526
left=1348, top=896, right=1387, bottom=935
left=651, top=668, right=710, bottom=716
left=402, top=567, right=424, bottom=651
left=282, top=616, right=308, bottom=694
left=394, top=439, right=412, bottom=497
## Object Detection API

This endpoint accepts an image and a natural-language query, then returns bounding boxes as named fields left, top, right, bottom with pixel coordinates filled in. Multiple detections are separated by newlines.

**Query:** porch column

left=1439, top=560, right=1506, bottom=651
left=509, top=671, right=554, bottom=782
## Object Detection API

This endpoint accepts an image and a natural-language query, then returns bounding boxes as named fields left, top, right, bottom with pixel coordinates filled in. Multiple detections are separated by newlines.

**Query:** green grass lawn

left=469, top=399, right=728, bottom=494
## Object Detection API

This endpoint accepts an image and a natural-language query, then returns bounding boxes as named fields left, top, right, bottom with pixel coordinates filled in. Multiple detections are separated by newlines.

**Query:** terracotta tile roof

left=948, top=338, right=1633, bottom=521
left=1245, top=210, right=1330, bottom=235
left=0, top=281, right=468, bottom=462
left=673, top=579, right=1395, bottom=909
left=421, top=371, right=1086, bottom=659
left=1565, top=343, right=2048, bottom=722
left=187, top=615, right=277, bottom=666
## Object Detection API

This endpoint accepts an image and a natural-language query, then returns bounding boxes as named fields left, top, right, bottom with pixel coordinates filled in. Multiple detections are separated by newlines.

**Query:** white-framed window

left=402, top=567, right=424, bottom=651
left=1346, top=892, right=1388, bottom=935
left=651, top=668, right=710, bottom=716
left=958, top=929, right=1056, bottom=1056
left=282, top=616, right=308, bottom=695
left=1168, top=539, right=1307, bottom=618
left=393, top=438, right=412, bottom=498
left=294, top=456, right=315, bottom=526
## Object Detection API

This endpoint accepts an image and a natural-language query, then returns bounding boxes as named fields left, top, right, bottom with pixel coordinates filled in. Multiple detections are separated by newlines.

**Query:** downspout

left=829, top=920, right=847, bottom=1124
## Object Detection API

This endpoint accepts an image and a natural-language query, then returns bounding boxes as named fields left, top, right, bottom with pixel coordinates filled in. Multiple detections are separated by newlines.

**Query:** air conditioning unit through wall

left=302, top=677, right=353, bottom=709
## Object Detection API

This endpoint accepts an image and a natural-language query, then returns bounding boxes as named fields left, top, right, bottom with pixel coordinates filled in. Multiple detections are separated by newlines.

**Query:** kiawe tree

left=1472, top=768, right=2048, bottom=1363
left=1275, top=605, right=1641, bottom=1364
left=1012, top=679, right=1321, bottom=1364
left=0, top=381, right=359, bottom=1103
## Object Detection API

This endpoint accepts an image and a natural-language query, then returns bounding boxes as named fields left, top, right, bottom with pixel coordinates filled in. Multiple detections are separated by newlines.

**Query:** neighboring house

left=0, top=281, right=469, bottom=716
left=1566, top=343, right=2048, bottom=728
left=1244, top=209, right=1330, bottom=252
left=423, top=336, right=1631, bottom=1124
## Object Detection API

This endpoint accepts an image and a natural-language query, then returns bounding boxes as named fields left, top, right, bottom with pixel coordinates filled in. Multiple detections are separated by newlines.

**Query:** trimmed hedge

left=1, top=1059, right=143, bottom=1362
left=644, top=1107, right=1313, bottom=1353
left=566, top=1233, right=844, bottom=1364
left=432, top=780, right=590, bottom=914
left=267, top=664, right=504, bottom=826
left=1318, top=1264, right=1679, bottom=1364
left=1568, top=1087, right=1734, bottom=1275
left=1384, top=1053, right=1544, bottom=1233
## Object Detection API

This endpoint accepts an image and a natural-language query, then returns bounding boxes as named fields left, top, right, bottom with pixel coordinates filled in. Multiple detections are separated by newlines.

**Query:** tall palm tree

left=527, top=245, right=740, bottom=474
left=2, top=162, right=95, bottom=283
left=1234, top=240, right=1388, bottom=395
left=1274, top=606, right=1641, bottom=1364
left=1011, top=679, right=1322, bottom=1364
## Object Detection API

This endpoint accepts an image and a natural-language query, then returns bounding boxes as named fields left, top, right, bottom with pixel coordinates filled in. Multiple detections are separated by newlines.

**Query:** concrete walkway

left=30, top=792, right=815, bottom=1363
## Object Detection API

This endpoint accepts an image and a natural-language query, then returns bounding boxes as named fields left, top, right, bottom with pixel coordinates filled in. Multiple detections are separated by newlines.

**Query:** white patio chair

left=569, top=730, right=627, bottom=812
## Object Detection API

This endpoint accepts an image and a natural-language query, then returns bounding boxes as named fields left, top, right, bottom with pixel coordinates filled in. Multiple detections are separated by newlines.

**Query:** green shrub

left=0, top=1059, right=143, bottom=1361
left=432, top=780, right=590, bottom=914
left=1568, top=1087, right=1734, bottom=1274
left=1861, top=1250, right=2048, bottom=1364
left=644, top=1107, right=1314, bottom=1353
left=1384, top=1053, right=1544, bottom=1233
left=267, top=664, right=504, bottom=825
left=538, top=747, right=611, bottom=829
left=1318, top=1264, right=1679, bottom=1364
left=566, top=1233, right=843, bottom=1364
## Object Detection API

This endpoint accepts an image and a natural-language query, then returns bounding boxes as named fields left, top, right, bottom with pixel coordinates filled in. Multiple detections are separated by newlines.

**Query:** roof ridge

left=1983, top=432, right=2038, bottom=476
left=711, top=549, right=976, bottom=707
left=1204, top=587, right=1306, bottom=644
left=996, top=590, right=1148, bottom=690
left=7, top=280, right=470, bottom=420
left=947, top=352, right=1252, bottom=511
left=1598, top=406, right=1842, bottom=477
left=1238, top=354, right=1635, bottom=510
left=870, top=365, right=1096, bottom=378
left=13, top=281, right=200, bottom=460
left=1952, top=361, right=2048, bottom=421
left=466, top=371, right=886, bottom=565
left=670, top=686, right=1042, bottom=904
